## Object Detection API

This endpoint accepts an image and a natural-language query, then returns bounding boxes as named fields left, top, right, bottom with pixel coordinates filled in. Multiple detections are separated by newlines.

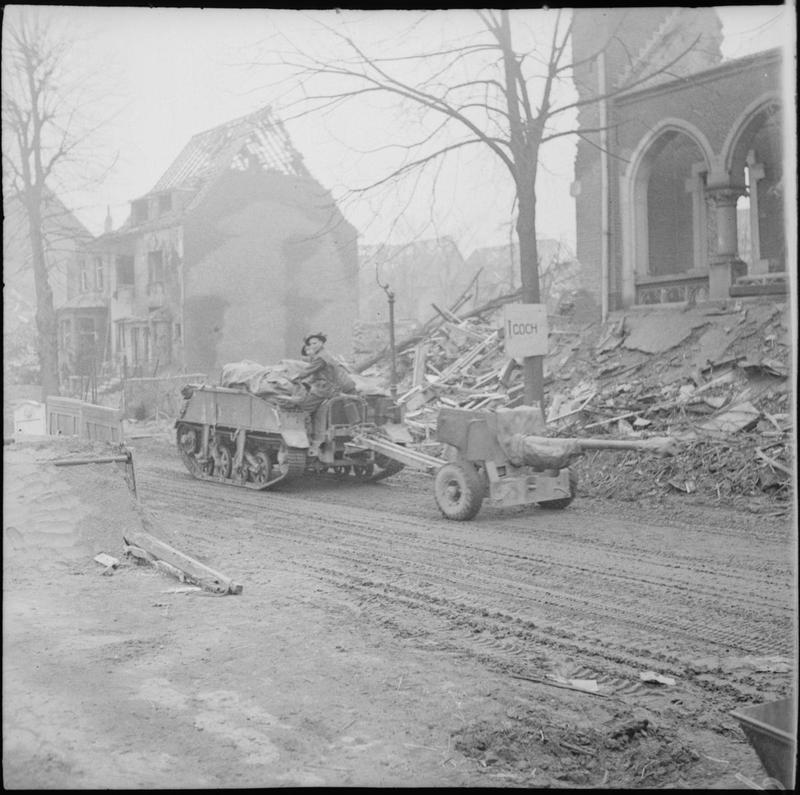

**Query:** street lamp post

left=377, top=269, right=398, bottom=400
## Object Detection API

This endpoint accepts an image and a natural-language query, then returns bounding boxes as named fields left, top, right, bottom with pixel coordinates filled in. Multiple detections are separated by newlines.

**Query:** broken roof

left=151, top=105, right=309, bottom=195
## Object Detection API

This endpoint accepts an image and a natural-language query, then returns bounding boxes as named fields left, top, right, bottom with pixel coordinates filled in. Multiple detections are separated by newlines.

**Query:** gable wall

left=182, top=170, right=358, bottom=375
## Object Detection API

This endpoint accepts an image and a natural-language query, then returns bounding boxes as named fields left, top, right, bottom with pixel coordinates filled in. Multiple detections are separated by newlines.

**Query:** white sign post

left=503, top=304, right=549, bottom=360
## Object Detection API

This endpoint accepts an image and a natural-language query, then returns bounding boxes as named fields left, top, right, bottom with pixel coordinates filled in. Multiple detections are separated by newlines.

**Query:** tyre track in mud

left=134, top=448, right=794, bottom=712
left=140, top=459, right=793, bottom=621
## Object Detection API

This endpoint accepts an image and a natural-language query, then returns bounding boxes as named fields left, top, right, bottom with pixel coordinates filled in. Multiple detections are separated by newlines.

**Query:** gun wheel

left=434, top=461, right=484, bottom=521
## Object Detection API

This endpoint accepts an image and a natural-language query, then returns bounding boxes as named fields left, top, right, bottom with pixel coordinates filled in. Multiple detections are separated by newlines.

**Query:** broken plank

left=755, top=449, right=792, bottom=477
left=93, top=553, right=120, bottom=569
left=411, top=341, right=428, bottom=388
left=123, top=531, right=243, bottom=595
left=431, top=303, right=462, bottom=324
left=511, top=674, right=609, bottom=698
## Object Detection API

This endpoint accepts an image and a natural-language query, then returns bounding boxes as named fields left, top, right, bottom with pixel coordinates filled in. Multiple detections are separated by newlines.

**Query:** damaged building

left=4, top=189, right=93, bottom=384
left=58, top=106, right=358, bottom=385
left=571, top=7, right=787, bottom=311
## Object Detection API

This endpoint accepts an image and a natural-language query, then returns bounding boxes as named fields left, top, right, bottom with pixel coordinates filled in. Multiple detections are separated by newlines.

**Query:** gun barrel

left=577, top=437, right=679, bottom=457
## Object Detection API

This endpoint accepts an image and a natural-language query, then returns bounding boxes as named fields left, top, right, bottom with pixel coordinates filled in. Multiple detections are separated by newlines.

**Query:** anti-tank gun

left=433, top=406, right=679, bottom=520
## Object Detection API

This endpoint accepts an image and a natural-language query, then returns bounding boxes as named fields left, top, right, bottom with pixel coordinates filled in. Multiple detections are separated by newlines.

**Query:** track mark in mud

left=133, top=450, right=794, bottom=714
left=139, top=470, right=794, bottom=661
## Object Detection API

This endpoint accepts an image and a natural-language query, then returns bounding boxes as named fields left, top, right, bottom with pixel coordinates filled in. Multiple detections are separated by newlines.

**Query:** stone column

left=684, top=164, right=708, bottom=272
left=745, top=150, right=768, bottom=274
left=706, top=186, right=747, bottom=300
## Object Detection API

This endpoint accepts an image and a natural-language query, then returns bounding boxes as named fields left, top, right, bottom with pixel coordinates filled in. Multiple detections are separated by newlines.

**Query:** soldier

left=290, top=333, right=356, bottom=456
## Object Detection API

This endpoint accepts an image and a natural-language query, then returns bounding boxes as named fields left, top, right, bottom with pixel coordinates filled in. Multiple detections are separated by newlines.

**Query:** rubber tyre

left=537, top=468, right=578, bottom=510
left=434, top=461, right=484, bottom=521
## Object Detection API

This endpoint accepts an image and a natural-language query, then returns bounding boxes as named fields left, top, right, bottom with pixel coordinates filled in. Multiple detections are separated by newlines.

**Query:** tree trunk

left=516, top=175, right=544, bottom=408
left=499, top=10, right=545, bottom=411
left=26, top=196, right=61, bottom=401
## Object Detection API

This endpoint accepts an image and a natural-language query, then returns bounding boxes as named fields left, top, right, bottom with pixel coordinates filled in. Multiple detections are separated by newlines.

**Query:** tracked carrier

left=175, top=384, right=412, bottom=489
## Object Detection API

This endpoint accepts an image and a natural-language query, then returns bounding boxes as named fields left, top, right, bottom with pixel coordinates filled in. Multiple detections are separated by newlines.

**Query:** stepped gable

left=614, top=7, right=723, bottom=91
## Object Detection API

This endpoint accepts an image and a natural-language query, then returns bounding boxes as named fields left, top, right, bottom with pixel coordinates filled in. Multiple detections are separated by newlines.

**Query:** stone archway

left=724, top=98, right=784, bottom=274
left=621, top=122, right=713, bottom=305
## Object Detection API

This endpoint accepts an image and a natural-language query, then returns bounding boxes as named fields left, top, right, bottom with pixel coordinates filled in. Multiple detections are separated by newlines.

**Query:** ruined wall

left=182, top=169, right=358, bottom=376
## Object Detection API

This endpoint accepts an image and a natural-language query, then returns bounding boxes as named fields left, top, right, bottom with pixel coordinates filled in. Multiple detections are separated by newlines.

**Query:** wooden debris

left=123, top=530, right=243, bottom=595
left=353, top=289, right=790, bottom=507
left=700, top=402, right=760, bottom=434
left=511, top=673, right=609, bottom=698
left=755, top=449, right=792, bottom=477
left=411, top=342, right=428, bottom=388
left=94, top=552, right=120, bottom=575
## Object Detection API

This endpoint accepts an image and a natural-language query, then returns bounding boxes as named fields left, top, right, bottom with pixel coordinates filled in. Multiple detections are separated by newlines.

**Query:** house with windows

left=3, top=189, right=93, bottom=384
left=60, top=106, right=359, bottom=382
left=571, top=7, right=787, bottom=312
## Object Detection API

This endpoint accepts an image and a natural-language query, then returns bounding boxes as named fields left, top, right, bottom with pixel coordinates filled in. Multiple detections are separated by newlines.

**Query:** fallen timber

left=123, top=529, right=243, bottom=595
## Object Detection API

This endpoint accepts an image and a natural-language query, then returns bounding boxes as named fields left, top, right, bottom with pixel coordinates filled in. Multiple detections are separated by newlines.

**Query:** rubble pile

left=356, top=292, right=794, bottom=509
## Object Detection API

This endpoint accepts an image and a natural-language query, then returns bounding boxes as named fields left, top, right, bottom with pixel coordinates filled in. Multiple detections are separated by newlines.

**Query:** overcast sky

left=3, top=5, right=795, bottom=257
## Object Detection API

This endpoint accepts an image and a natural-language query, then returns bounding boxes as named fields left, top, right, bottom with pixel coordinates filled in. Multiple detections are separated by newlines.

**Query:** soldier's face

left=306, top=338, right=324, bottom=355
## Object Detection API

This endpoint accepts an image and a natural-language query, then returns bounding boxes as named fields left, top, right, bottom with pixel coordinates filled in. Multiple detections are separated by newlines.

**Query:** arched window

left=626, top=127, right=710, bottom=304
left=645, top=132, right=706, bottom=276
left=727, top=101, right=784, bottom=275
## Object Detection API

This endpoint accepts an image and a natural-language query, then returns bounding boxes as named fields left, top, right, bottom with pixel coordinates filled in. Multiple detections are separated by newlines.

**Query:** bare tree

left=256, top=9, right=704, bottom=407
left=2, top=7, right=118, bottom=400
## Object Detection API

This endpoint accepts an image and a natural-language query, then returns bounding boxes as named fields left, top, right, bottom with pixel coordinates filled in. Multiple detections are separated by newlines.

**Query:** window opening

left=116, top=255, right=135, bottom=285
left=148, top=250, right=164, bottom=285
left=94, top=256, right=104, bottom=291
left=79, top=259, right=90, bottom=292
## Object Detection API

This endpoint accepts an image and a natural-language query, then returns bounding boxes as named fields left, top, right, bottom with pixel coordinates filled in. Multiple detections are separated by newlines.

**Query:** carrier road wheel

left=176, top=423, right=199, bottom=474
left=177, top=423, right=198, bottom=455
left=250, top=450, right=271, bottom=486
left=215, top=443, right=233, bottom=479
left=434, top=461, right=484, bottom=521
left=537, top=468, right=578, bottom=510
left=354, top=463, right=375, bottom=479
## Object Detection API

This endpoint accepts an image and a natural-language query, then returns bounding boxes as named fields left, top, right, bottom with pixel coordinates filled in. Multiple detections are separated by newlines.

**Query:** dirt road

left=3, top=434, right=795, bottom=788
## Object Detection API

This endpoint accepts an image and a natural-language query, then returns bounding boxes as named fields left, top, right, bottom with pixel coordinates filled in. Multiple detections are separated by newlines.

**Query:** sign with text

left=503, top=303, right=549, bottom=359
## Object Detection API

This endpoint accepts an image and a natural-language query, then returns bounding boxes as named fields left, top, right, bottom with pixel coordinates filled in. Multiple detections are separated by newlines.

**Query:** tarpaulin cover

left=220, top=360, right=304, bottom=397
left=504, top=434, right=583, bottom=469
left=494, top=405, right=581, bottom=468
left=220, top=359, right=390, bottom=399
